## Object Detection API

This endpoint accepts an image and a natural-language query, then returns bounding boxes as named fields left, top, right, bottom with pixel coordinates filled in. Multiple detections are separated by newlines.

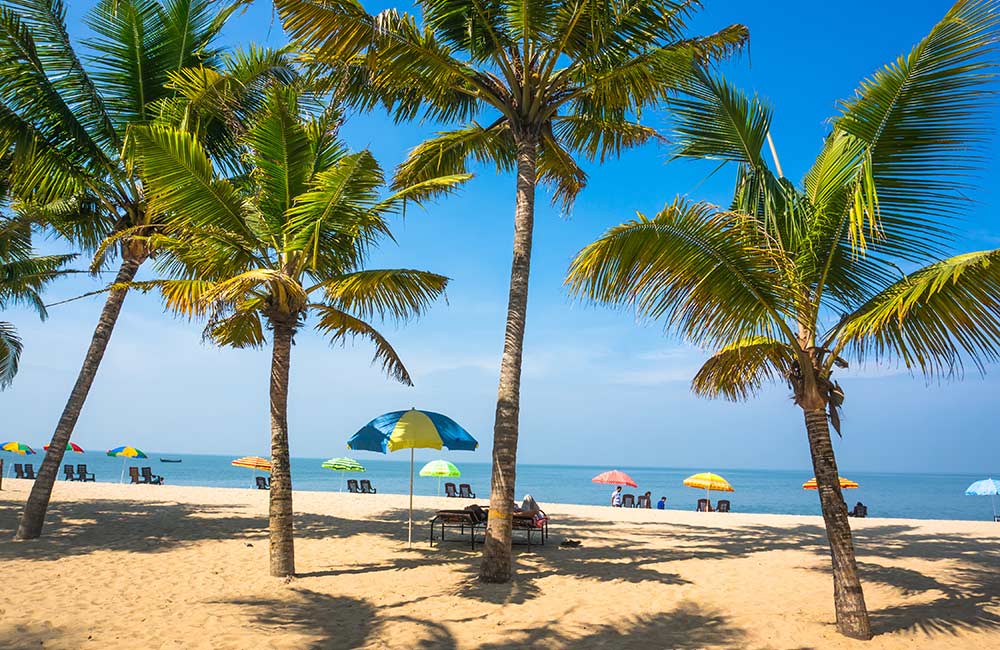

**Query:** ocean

left=9, top=452, right=998, bottom=522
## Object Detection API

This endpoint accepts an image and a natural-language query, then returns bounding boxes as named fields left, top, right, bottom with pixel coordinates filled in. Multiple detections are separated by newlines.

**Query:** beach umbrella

left=591, top=469, right=637, bottom=488
left=965, top=478, right=1000, bottom=521
left=321, top=457, right=365, bottom=491
left=683, top=472, right=734, bottom=507
left=1, top=441, right=36, bottom=478
left=348, top=408, right=478, bottom=546
left=44, top=442, right=84, bottom=453
left=1, top=441, right=36, bottom=455
left=419, top=459, right=461, bottom=496
left=803, top=476, right=859, bottom=490
left=107, top=446, right=147, bottom=483
left=231, top=456, right=272, bottom=488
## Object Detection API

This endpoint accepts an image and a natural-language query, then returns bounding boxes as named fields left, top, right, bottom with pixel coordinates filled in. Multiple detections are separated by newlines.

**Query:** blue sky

left=3, top=1, right=999, bottom=474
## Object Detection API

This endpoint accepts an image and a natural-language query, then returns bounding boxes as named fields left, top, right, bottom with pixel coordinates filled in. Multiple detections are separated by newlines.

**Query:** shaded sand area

left=1, top=480, right=998, bottom=649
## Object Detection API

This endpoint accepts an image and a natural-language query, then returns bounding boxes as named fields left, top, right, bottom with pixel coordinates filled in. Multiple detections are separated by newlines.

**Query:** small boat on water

left=159, top=458, right=182, bottom=463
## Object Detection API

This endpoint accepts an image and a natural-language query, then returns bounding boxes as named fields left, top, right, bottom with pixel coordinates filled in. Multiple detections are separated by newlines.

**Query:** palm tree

left=0, top=217, right=74, bottom=388
left=0, top=0, right=289, bottom=540
left=275, top=0, right=748, bottom=582
left=566, top=1, right=1000, bottom=639
left=129, top=86, right=464, bottom=576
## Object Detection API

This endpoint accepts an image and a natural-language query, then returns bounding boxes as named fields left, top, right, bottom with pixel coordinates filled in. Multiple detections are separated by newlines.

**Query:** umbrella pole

left=120, top=457, right=126, bottom=484
left=408, top=448, right=414, bottom=547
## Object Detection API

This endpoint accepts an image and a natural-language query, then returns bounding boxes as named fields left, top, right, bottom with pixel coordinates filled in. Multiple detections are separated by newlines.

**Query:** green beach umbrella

left=419, top=460, right=460, bottom=496
left=321, top=457, right=365, bottom=491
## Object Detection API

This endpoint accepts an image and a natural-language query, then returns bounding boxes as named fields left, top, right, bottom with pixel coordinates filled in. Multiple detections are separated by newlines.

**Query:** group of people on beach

left=610, top=486, right=667, bottom=510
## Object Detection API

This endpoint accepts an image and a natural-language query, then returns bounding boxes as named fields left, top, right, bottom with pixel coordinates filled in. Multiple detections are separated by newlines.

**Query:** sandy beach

left=1, top=479, right=998, bottom=650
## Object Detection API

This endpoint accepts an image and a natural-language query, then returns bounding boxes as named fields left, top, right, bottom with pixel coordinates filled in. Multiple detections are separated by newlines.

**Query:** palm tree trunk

left=268, top=320, right=295, bottom=577
left=803, top=407, right=872, bottom=640
left=15, top=256, right=142, bottom=540
left=480, top=133, right=537, bottom=583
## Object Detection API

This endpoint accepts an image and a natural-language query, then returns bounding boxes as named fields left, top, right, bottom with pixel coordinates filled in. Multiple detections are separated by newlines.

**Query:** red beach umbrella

left=591, top=469, right=637, bottom=488
left=44, top=442, right=84, bottom=453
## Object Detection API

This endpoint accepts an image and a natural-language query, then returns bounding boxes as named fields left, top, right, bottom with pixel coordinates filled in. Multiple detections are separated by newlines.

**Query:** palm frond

left=318, top=268, right=448, bottom=322
left=312, top=303, right=414, bottom=385
left=393, top=122, right=516, bottom=191
left=566, top=198, right=799, bottom=351
left=692, top=336, right=796, bottom=401
left=0, top=320, right=22, bottom=389
left=835, top=248, right=1000, bottom=378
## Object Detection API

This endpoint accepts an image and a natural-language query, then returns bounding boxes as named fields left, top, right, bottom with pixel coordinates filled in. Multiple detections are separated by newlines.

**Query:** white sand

left=1, top=479, right=998, bottom=649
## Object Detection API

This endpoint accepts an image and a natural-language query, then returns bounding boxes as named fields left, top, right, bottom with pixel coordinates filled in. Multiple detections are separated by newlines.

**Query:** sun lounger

left=716, top=500, right=731, bottom=512
left=23, top=464, right=36, bottom=479
left=621, top=493, right=636, bottom=508
left=636, top=494, right=652, bottom=508
left=696, top=498, right=713, bottom=512
left=141, top=466, right=164, bottom=485
left=429, top=505, right=488, bottom=549
left=128, top=467, right=142, bottom=484
left=511, top=510, right=549, bottom=546
left=63, top=464, right=77, bottom=481
left=347, top=479, right=361, bottom=493
left=458, top=483, right=475, bottom=498
left=255, top=476, right=270, bottom=490
left=360, top=479, right=377, bottom=494
left=444, top=482, right=458, bottom=498
left=76, top=464, right=95, bottom=481
left=13, top=463, right=24, bottom=479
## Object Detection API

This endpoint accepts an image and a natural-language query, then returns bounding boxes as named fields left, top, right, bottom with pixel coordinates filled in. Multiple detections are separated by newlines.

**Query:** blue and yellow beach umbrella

left=108, top=445, right=147, bottom=483
left=348, top=409, right=478, bottom=545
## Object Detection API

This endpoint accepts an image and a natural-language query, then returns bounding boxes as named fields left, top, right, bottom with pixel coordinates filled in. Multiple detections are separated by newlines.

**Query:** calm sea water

left=10, top=453, right=998, bottom=522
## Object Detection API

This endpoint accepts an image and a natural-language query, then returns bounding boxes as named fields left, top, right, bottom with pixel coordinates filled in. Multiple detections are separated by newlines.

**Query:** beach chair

left=716, top=500, right=731, bottom=512
left=429, top=505, right=487, bottom=549
left=141, top=467, right=164, bottom=485
left=23, top=464, right=36, bottom=479
left=63, top=464, right=77, bottom=481
left=458, top=484, right=475, bottom=498
left=444, top=482, right=458, bottom=498
left=347, top=479, right=361, bottom=493
left=696, top=498, right=712, bottom=512
left=621, top=493, right=636, bottom=508
left=255, top=476, right=270, bottom=490
left=360, top=479, right=377, bottom=494
left=76, top=464, right=95, bottom=481
left=13, top=463, right=24, bottom=479
left=636, top=494, right=652, bottom=508
left=128, top=467, right=142, bottom=484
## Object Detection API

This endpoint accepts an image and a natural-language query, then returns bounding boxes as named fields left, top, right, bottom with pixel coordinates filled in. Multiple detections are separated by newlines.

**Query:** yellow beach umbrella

left=803, top=476, right=859, bottom=490
left=231, top=456, right=272, bottom=471
left=683, top=472, right=734, bottom=507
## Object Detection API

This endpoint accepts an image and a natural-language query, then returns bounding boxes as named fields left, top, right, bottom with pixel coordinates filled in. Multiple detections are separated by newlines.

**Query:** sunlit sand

left=2, top=480, right=998, bottom=649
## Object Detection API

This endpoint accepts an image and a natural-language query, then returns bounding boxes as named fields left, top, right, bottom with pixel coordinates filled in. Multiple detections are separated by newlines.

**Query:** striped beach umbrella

left=232, top=456, right=271, bottom=489
left=44, top=442, right=84, bottom=453
left=419, top=459, right=461, bottom=496
left=108, top=446, right=148, bottom=483
left=321, top=457, right=365, bottom=492
left=348, top=409, right=478, bottom=546
left=231, top=456, right=272, bottom=471
left=803, top=476, right=859, bottom=490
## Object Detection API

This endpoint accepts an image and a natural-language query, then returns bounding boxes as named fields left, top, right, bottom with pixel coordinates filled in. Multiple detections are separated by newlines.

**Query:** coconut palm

left=567, top=0, right=1000, bottom=639
left=275, top=0, right=748, bottom=582
left=0, top=217, right=74, bottom=388
left=129, top=86, right=464, bottom=576
left=0, top=0, right=291, bottom=540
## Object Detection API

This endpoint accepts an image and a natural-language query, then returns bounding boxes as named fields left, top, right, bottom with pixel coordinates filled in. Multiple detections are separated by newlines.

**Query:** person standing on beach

left=611, top=486, right=623, bottom=507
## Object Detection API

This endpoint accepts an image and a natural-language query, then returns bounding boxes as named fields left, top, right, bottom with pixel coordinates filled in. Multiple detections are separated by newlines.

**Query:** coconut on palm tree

left=0, top=217, right=74, bottom=388
left=275, top=0, right=748, bottom=582
left=129, top=86, right=465, bottom=576
left=0, top=0, right=291, bottom=540
left=567, top=0, right=1000, bottom=639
